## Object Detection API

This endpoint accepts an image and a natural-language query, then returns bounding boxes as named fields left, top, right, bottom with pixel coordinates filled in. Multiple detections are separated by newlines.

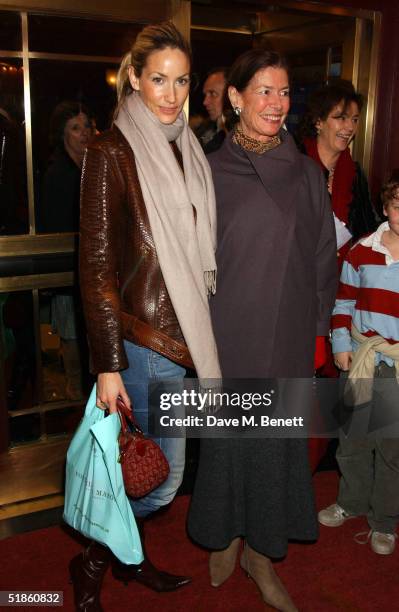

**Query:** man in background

left=197, top=67, right=228, bottom=154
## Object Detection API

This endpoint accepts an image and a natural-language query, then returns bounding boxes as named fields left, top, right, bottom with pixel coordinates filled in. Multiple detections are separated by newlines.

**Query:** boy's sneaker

left=318, top=503, right=354, bottom=527
left=370, top=531, right=397, bottom=555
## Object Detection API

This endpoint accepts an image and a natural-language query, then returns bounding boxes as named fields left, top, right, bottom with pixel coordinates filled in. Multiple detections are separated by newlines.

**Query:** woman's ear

left=228, top=86, right=241, bottom=111
left=128, top=65, right=140, bottom=91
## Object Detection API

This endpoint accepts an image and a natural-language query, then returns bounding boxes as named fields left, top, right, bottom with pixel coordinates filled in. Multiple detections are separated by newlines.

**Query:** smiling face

left=63, top=112, right=91, bottom=163
left=317, top=100, right=360, bottom=154
left=128, top=46, right=190, bottom=124
left=228, top=66, right=289, bottom=142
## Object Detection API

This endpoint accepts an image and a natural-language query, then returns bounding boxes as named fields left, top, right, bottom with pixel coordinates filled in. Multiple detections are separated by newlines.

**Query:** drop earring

left=233, top=106, right=242, bottom=116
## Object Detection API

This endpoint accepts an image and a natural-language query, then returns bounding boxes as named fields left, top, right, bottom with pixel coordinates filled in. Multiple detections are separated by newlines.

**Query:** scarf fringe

left=205, top=270, right=217, bottom=296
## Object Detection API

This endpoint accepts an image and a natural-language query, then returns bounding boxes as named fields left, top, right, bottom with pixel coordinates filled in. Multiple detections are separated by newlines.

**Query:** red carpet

left=0, top=472, right=397, bottom=611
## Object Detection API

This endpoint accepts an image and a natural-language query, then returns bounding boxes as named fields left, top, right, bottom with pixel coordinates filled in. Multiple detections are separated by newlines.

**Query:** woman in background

left=297, top=82, right=378, bottom=471
left=297, top=81, right=377, bottom=264
left=40, top=101, right=92, bottom=401
left=40, top=101, right=92, bottom=233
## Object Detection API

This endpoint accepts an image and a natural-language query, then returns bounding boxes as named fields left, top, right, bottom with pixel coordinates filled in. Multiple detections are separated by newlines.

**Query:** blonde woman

left=70, top=22, right=220, bottom=610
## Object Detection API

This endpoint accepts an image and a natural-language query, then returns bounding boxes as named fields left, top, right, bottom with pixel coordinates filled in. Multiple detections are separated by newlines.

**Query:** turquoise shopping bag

left=63, top=385, right=143, bottom=564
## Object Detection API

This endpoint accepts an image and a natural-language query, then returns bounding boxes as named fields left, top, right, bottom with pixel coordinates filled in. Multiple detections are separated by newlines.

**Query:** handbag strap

left=116, top=397, right=143, bottom=435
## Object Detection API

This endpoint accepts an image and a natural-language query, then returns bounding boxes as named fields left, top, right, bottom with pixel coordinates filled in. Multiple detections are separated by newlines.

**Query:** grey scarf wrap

left=114, top=93, right=221, bottom=379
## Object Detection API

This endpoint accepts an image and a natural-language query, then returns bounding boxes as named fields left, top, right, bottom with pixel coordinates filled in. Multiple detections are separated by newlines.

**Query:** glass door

left=0, top=0, right=189, bottom=516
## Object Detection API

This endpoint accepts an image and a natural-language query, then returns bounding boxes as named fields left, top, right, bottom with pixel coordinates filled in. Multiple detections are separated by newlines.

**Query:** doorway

left=0, top=0, right=381, bottom=531
left=190, top=0, right=380, bottom=177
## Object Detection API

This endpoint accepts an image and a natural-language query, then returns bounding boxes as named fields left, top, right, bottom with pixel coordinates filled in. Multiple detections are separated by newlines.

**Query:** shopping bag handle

left=116, top=397, right=143, bottom=436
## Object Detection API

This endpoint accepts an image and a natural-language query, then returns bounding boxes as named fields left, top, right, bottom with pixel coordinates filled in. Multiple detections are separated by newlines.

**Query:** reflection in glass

left=1, top=290, right=41, bottom=445
left=286, top=49, right=337, bottom=135
left=39, top=287, right=90, bottom=403
left=30, top=59, right=118, bottom=232
left=1, top=291, right=36, bottom=411
left=0, top=57, right=29, bottom=235
left=37, top=101, right=92, bottom=233
left=0, top=10, right=22, bottom=51
left=329, top=47, right=343, bottom=78
left=0, top=287, right=89, bottom=446
left=28, top=14, right=140, bottom=57
left=45, top=407, right=82, bottom=437
left=9, top=414, right=41, bottom=444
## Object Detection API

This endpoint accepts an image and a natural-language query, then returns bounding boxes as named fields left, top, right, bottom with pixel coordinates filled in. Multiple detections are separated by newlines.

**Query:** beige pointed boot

left=240, top=543, right=298, bottom=611
left=209, top=537, right=241, bottom=587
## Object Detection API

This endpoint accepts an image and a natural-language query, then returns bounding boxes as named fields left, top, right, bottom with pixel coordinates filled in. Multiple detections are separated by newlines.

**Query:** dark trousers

left=336, top=363, right=399, bottom=533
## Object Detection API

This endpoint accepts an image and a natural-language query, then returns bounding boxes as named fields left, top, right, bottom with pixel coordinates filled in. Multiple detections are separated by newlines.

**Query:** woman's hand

left=96, top=372, right=131, bottom=414
left=333, top=351, right=353, bottom=371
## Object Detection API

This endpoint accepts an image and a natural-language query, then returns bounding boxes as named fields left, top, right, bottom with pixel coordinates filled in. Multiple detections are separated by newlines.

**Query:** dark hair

left=381, top=169, right=399, bottom=209
left=298, top=80, right=364, bottom=141
left=116, top=21, right=192, bottom=108
left=205, top=66, right=229, bottom=81
left=227, top=49, right=289, bottom=93
left=222, top=50, right=289, bottom=130
left=49, top=100, right=90, bottom=150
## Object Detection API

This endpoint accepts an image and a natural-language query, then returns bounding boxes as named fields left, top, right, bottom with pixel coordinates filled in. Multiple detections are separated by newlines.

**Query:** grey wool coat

left=188, top=130, right=338, bottom=558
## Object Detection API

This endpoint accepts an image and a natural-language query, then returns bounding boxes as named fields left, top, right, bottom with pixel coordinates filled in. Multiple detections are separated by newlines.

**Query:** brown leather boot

left=69, top=542, right=111, bottom=611
left=240, top=543, right=298, bottom=612
left=112, top=517, right=191, bottom=592
left=209, top=537, right=241, bottom=587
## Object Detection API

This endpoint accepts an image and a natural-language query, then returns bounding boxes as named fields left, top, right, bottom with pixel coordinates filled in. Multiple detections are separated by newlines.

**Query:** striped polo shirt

left=331, top=221, right=399, bottom=366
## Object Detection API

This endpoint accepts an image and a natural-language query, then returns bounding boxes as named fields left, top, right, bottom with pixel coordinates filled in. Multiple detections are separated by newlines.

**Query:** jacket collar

left=360, top=221, right=396, bottom=265
left=215, top=129, right=303, bottom=219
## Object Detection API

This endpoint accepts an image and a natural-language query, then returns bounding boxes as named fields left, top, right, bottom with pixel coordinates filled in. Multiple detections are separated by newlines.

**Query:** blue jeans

left=121, top=340, right=186, bottom=518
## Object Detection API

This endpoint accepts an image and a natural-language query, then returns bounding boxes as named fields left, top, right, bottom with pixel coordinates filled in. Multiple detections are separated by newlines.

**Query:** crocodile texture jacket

left=79, top=125, right=193, bottom=374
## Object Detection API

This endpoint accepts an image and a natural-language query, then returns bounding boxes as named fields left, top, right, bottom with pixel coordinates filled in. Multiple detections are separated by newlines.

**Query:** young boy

left=318, top=170, right=399, bottom=555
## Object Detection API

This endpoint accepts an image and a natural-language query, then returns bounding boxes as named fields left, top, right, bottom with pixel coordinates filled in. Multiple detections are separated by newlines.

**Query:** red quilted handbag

left=117, top=398, right=170, bottom=498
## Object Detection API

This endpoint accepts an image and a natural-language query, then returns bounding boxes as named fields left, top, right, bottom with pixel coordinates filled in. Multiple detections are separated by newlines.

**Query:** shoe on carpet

left=318, top=503, right=354, bottom=527
left=354, top=530, right=397, bottom=555
left=371, top=531, right=397, bottom=555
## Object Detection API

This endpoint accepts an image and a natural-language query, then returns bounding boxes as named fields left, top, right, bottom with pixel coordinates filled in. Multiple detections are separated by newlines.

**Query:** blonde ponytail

left=113, top=21, right=191, bottom=121
left=116, top=51, right=133, bottom=103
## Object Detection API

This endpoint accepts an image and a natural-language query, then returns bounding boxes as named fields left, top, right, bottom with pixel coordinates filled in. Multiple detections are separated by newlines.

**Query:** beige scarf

left=345, top=324, right=399, bottom=405
left=114, top=93, right=221, bottom=379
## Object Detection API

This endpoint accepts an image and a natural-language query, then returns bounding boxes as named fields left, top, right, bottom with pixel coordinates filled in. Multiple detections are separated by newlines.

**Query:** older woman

left=188, top=49, right=338, bottom=611
left=71, top=22, right=221, bottom=610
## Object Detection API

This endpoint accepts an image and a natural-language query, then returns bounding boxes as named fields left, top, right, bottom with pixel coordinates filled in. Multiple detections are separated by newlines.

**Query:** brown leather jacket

left=79, top=126, right=193, bottom=374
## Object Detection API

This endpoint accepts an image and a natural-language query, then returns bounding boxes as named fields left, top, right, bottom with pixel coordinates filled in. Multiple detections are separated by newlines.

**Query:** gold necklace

left=327, top=165, right=336, bottom=194
left=232, top=124, right=281, bottom=154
